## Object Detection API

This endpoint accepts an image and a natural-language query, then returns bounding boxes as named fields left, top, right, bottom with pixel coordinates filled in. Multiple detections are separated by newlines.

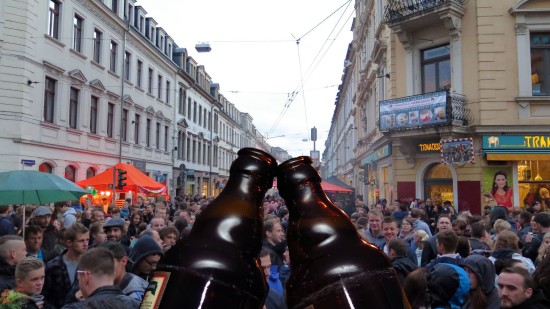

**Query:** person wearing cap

left=103, top=217, right=130, bottom=248
left=98, top=242, right=147, bottom=305
left=127, top=235, right=163, bottom=281
left=29, top=206, right=60, bottom=253
left=0, top=205, right=15, bottom=236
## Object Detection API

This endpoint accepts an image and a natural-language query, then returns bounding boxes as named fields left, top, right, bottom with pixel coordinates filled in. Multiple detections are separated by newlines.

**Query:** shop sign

left=360, top=144, right=392, bottom=167
left=416, top=140, right=441, bottom=153
left=379, top=91, right=449, bottom=132
left=483, top=135, right=550, bottom=150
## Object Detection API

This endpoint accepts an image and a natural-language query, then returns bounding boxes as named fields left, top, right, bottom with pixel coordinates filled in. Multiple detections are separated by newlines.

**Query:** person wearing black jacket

left=0, top=235, right=27, bottom=292
left=388, top=239, right=417, bottom=285
left=498, top=266, right=550, bottom=309
left=523, top=213, right=550, bottom=262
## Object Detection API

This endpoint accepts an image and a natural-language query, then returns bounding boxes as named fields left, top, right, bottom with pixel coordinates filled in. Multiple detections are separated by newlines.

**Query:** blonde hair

left=415, top=230, right=429, bottom=242
left=494, top=219, right=512, bottom=234
left=536, top=232, right=550, bottom=263
left=15, top=257, right=44, bottom=279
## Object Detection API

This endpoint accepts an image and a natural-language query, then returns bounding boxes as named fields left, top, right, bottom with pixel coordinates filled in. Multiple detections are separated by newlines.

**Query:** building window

left=148, top=68, right=153, bottom=94
left=208, top=111, right=211, bottom=130
left=187, top=98, right=192, bottom=119
left=531, top=32, right=550, bottom=96
left=203, top=109, right=207, bottom=128
left=134, top=114, right=140, bottom=144
left=124, top=51, right=131, bottom=80
left=166, top=81, right=170, bottom=103
left=39, top=163, right=53, bottom=173
left=421, top=44, right=451, bottom=93
left=110, top=41, right=118, bottom=72
left=137, top=60, right=143, bottom=87
left=86, top=167, right=95, bottom=178
left=157, top=75, right=162, bottom=99
left=44, top=77, right=56, bottom=123
left=186, top=137, right=190, bottom=161
left=93, top=29, right=102, bottom=63
left=193, top=101, right=197, bottom=122
left=122, top=109, right=128, bottom=141
left=65, top=166, right=76, bottom=182
left=146, top=118, right=151, bottom=147
left=178, top=88, right=184, bottom=115
left=72, top=14, right=83, bottom=52
left=69, top=88, right=79, bottom=129
left=198, top=106, right=202, bottom=125
left=155, top=122, right=160, bottom=150
left=90, top=96, right=98, bottom=134
left=48, top=0, right=61, bottom=39
left=107, top=103, right=114, bottom=138
left=112, top=0, right=118, bottom=15
left=164, top=125, right=169, bottom=151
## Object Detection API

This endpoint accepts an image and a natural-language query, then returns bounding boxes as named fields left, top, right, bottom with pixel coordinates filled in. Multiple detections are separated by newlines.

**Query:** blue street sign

left=20, top=159, right=35, bottom=166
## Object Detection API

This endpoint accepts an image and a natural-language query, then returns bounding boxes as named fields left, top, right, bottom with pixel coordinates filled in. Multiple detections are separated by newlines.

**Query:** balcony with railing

left=384, top=0, right=468, bottom=34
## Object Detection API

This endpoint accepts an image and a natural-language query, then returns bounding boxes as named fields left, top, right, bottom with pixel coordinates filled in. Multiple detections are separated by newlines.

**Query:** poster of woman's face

left=481, top=167, right=514, bottom=207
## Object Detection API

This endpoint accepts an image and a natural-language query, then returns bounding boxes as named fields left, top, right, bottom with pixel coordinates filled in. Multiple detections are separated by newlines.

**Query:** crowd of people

left=0, top=194, right=207, bottom=308
left=2, top=191, right=550, bottom=309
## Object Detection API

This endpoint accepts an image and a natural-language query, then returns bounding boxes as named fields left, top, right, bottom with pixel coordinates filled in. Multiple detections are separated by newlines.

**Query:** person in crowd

left=25, top=225, right=54, bottom=263
left=61, top=248, right=137, bottom=309
left=262, top=219, right=289, bottom=286
left=158, top=226, right=179, bottom=251
left=43, top=223, right=89, bottom=308
left=536, top=232, right=550, bottom=265
left=142, top=204, right=155, bottom=224
left=91, top=208, right=105, bottom=223
left=413, top=230, right=429, bottom=267
left=0, top=235, right=27, bottom=292
left=388, top=239, right=417, bottom=285
left=127, top=235, right=163, bottom=281
left=381, top=216, right=399, bottom=254
left=149, top=217, right=166, bottom=232
left=533, top=251, right=550, bottom=301
left=523, top=212, right=550, bottom=262
left=136, top=229, right=163, bottom=248
left=173, top=217, right=188, bottom=239
left=103, top=218, right=130, bottom=247
left=403, top=268, right=429, bottom=308
left=421, top=216, right=452, bottom=267
left=98, top=242, right=147, bottom=306
left=14, top=257, right=54, bottom=309
left=493, top=219, right=512, bottom=239
left=489, top=230, right=535, bottom=275
left=107, top=206, right=121, bottom=219
left=136, top=196, right=145, bottom=210
left=28, top=207, right=57, bottom=253
left=364, top=209, right=385, bottom=248
left=88, top=221, right=107, bottom=248
left=0, top=205, right=15, bottom=236
left=127, top=212, right=143, bottom=240
left=491, top=171, right=514, bottom=209
left=462, top=254, right=500, bottom=309
left=425, top=230, right=462, bottom=270
left=398, top=217, right=415, bottom=247
left=410, top=208, right=432, bottom=237
left=259, top=247, right=286, bottom=309
left=498, top=266, right=550, bottom=308
left=355, top=217, right=368, bottom=240
left=452, top=218, right=468, bottom=236
left=61, top=202, right=78, bottom=229
left=391, top=203, right=409, bottom=226
left=516, top=211, right=533, bottom=242
left=427, top=263, right=470, bottom=309
left=468, top=221, right=491, bottom=253
left=120, top=201, right=130, bottom=221
left=456, top=236, right=471, bottom=259
left=490, top=206, right=516, bottom=231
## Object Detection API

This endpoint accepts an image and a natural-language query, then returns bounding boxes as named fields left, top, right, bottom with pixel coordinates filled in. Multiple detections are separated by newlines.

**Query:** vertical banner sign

left=440, top=138, right=475, bottom=164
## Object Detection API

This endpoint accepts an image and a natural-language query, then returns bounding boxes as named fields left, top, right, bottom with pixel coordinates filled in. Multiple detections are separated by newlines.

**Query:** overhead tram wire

left=266, top=0, right=353, bottom=137
left=296, top=38, right=310, bottom=141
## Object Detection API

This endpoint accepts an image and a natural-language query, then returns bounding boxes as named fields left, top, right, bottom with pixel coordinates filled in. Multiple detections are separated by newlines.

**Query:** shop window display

left=424, top=163, right=453, bottom=205
left=518, top=161, right=550, bottom=209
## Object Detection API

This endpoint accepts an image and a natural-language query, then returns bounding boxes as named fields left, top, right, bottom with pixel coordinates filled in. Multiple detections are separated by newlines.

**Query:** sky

left=135, top=0, right=355, bottom=158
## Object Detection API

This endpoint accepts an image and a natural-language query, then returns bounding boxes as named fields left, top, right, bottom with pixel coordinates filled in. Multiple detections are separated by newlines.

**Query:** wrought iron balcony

left=384, top=0, right=468, bottom=26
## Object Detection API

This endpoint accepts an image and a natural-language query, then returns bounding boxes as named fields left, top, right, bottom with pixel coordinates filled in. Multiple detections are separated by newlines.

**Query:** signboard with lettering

left=360, top=144, right=392, bottom=167
left=379, top=91, right=449, bottom=132
left=416, top=141, right=441, bottom=153
left=20, top=159, right=35, bottom=166
left=483, top=135, right=550, bottom=150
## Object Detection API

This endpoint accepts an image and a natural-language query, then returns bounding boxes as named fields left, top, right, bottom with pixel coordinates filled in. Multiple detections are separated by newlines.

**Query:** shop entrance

left=424, top=163, right=454, bottom=206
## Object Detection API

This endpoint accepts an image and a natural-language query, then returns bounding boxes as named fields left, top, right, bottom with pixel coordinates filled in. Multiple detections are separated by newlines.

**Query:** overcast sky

left=135, top=0, right=355, bottom=158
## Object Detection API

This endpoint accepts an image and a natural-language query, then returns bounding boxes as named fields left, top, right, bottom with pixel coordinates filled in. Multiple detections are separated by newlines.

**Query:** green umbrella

left=0, top=170, right=87, bottom=205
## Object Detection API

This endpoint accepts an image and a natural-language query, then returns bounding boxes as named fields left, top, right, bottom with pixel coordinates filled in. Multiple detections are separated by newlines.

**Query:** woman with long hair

left=398, top=217, right=415, bottom=247
left=536, top=232, right=550, bottom=265
left=491, top=171, right=513, bottom=209
left=534, top=250, right=550, bottom=301
left=127, top=211, right=143, bottom=240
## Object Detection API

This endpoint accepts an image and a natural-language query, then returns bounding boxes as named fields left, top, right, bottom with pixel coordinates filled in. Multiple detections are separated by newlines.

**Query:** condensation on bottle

left=277, top=156, right=411, bottom=309
left=140, top=148, right=277, bottom=309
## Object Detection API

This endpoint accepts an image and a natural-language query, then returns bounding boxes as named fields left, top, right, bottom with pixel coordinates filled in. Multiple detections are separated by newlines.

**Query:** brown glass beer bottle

left=277, top=156, right=410, bottom=309
left=140, top=148, right=277, bottom=309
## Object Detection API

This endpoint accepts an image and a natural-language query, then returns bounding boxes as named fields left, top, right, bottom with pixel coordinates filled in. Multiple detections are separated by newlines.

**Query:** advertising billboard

left=379, top=91, right=449, bottom=132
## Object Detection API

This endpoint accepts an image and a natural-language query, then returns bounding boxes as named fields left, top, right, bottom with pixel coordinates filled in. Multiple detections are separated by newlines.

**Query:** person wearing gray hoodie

left=63, top=207, right=78, bottom=228
left=462, top=254, right=500, bottom=309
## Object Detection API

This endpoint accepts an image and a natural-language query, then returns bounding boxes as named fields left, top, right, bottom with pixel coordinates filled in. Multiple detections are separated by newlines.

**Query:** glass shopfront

left=424, top=163, right=454, bottom=205
left=518, top=160, right=550, bottom=209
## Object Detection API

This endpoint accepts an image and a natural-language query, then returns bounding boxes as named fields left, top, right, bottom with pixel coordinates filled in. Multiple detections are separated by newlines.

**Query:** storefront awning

left=486, top=153, right=550, bottom=161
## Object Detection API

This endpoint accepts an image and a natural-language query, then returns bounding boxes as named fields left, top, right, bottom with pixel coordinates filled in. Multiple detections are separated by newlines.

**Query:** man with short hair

left=259, top=247, right=286, bottom=309
left=516, top=211, right=532, bottom=241
left=381, top=216, right=399, bottom=254
left=61, top=247, right=137, bottom=308
left=469, top=221, right=491, bottom=252
left=149, top=217, right=166, bottom=232
left=159, top=226, right=179, bottom=251
left=498, top=266, right=550, bottom=308
left=388, top=239, right=417, bottom=284
left=0, top=205, right=15, bottom=236
left=128, top=235, right=163, bottom=281
left=43, top=223, right=89, bottom=308
left=426, top=229, right=462, bottom=270
left=25, top=225, right=54, bottom=262
left=523, top=212, right=550, bottom=262
left=104, top=217, right=130, bottom=248
left=421, top=216, right=452, bottom=267
left=99, top=242, right=147, bottom=306
left=91, top=208, right=105, bottom=222
left=0, top=235, right=27, bottom=291
left=29, top=206, right=58, bottom=253
left=410, top=208, right=432, bottom=237
left=364, top=209, right=385, bottom=248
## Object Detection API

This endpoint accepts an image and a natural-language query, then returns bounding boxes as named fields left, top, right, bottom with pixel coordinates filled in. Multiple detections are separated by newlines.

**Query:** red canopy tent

left=271, top=179, right=352, bottom=193
left=76, top=163, right=167, bottom=195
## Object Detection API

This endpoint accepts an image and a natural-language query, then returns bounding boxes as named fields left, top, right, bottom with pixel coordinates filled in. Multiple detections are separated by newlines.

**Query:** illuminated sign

left=483, top=135, right=550, bottom=150
left=417, top=142, right=441, bottom=152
